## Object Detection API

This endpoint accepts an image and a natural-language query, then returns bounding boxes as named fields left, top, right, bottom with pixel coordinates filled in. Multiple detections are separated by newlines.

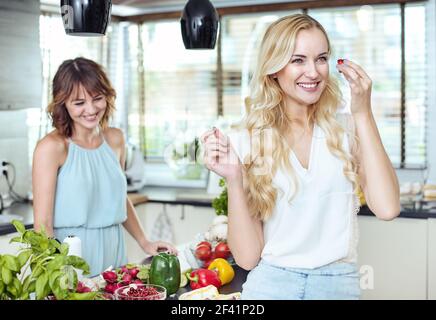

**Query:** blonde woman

left=201, top=14, right=400, bottom=300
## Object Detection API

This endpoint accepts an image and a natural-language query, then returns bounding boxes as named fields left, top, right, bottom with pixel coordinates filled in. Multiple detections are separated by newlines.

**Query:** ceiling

left=42, top=0, right=304, bottom=16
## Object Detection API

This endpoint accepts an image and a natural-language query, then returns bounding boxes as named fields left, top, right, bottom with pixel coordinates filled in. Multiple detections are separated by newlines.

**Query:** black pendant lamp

left=60, top=0, right=112, bottom=36
left=181, top=0, right=219, bottom=49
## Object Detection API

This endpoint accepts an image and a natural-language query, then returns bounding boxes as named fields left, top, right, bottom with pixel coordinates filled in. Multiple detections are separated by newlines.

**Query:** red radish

left=120, top=266, right=129, bottom=274
left=129, top=268, right=139, bottom=278
left=102, top=271, right=118, bottom=283
left=105, top=283, right=118, bottom=294
left=76, top=281, right=92, bottom=293
left=122, top=273, right=133, bottom=284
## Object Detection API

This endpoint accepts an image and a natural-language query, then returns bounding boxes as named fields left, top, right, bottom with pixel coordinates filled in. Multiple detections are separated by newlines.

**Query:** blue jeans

left=241, top=260, right=360, bottom=300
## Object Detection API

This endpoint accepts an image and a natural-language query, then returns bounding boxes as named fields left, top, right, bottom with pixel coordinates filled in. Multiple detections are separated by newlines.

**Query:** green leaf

left=52, top=282, right=67, bottom=300
left=35, top=272, right=48, bottom=300
left=7, top=283, right=18, bottom=298
left=58, top=274, right=68, bottom=291
left=9, top=236, right=23, bottom=244
left=46, top=256, right=65, bottom=272
left=22, top=275, right=32, bottom=292
left=66, top=292, right=98, bottom=300
left=65, top=256, right=90, bottom=275
left=17, top=250, right=32, bottom=269
left=48, top=270, right=62, bottom=289
left=20, top=292, right=30, bottom=300
left=1, top=266, right=12, bottom=285
left=3, top=255, right=20, bottom=272
left=60, top=265, right=77, bottom=290
left=59, top=243, right=69, bottom=256
left=39, top=238, right=49, bottom=251
left=32, top=265, right=43, bottom=278
left=0, top=280, right=4, bottom=294
left=27, top=280, right=36, bottom=293
left=12, top=277, right=22, bottom=297
left=49, top=238, right=61, bottom=249
left=12, top=220, right=25, bottom=234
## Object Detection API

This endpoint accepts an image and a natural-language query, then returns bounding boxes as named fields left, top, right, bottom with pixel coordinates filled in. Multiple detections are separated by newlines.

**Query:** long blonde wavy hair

left=241, top=14, right=359, bottom=221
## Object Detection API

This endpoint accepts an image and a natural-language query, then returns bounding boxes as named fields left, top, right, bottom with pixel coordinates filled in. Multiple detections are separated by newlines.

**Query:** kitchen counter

left=174, top=265, right=248, bottom=299
left=0, top=202, right=34, bottom=235
left=0, top=193, right=149, bottom=236
left=142, top=253, right=249, bottom=300
left=137, top=186, right=436, bottom=219
left=1, top=186, right=435, bottom=236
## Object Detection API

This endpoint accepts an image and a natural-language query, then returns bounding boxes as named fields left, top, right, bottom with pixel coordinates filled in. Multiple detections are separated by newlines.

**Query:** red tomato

left=196, top=241, right=212, bottom=250
left=195, top=245, right=212, bottom=261
left=214, top=242, right=231, bottom=259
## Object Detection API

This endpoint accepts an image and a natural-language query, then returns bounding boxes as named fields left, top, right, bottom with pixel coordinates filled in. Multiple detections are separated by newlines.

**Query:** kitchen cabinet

left=428, top=218, right=436, bottom=299
left=123, top=203, right=215, bottom=264
left=357, top=216, right=428, bottom=299
left=0, top=231, right=22, bottom=255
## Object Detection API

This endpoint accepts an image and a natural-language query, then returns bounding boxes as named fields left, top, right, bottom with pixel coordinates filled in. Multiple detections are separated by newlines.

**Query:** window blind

left=309, top=3, right=427, bottom=167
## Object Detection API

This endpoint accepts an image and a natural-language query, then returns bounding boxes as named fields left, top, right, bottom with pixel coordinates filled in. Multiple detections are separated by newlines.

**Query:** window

left=310, top=3, right=427, bottom=167
left=129, top=20, right=218, bottom=184
left=37, top=1, right=428, bottom=187
left=126, top=2, right=427, bottom=187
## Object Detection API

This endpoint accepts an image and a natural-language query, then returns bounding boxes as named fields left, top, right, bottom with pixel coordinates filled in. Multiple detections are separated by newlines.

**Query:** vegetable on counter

left=211, top=178, right=228, bottom=217
left=0, top=220, right=95, bottom=300
left=187, top=268, right=221, bottom=290
left=101, top=264, right=150, bottom=294
left=194, top=244, right=212, bottom=261
left=149, top=252, right=181, bottom=296
left=207, top=258, right=234, bottom=286
left=213, top=242, right=231, bottom=259
left=179, top=285, right=241, bottom=300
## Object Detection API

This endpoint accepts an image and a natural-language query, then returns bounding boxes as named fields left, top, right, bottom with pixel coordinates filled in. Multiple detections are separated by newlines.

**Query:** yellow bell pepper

left=207, top=258, right=235, bottom=285
left=357, top=187, right=366, bottom=206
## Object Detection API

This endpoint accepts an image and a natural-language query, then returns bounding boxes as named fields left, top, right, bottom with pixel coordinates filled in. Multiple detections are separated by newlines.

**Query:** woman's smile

left=82, top=113, right=99, bottom=122
left=297, top=81, right=321, bottom=93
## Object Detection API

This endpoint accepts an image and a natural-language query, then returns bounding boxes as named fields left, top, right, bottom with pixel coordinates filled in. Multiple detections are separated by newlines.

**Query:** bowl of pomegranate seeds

left=114, top=283, right=167, bottom=300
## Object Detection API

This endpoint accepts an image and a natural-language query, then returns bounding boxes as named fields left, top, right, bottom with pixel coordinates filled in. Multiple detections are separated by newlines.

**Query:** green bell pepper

left=149, top=253, right=181, bottom=296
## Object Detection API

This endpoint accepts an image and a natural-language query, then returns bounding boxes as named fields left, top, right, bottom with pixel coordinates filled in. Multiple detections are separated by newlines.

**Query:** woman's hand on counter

left=142, top=240, right=178, bottom=256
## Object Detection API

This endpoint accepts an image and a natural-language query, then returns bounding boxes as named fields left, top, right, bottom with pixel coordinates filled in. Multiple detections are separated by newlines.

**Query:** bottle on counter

left=63, top=235, right=83, bottom=280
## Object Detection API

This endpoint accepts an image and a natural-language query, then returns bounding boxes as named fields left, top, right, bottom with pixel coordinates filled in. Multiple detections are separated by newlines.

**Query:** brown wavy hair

left=47, top=57, right=116, bottom=137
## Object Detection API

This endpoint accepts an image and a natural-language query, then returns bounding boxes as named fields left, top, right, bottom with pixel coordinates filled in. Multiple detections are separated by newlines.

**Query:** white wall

left=0, top=0, right=41, bottom=198
left=0, top=0, right=41, bottom=110
left=0, top=110, right=30, bottom=197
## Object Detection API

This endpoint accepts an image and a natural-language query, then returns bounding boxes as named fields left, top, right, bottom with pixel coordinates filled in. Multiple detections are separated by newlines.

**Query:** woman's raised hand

left=200, top=128, right=242, bottom=181
left=336, top=59, right=372, bottom=116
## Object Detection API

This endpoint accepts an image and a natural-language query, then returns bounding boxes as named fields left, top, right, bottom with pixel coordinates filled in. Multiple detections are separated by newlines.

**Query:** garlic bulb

left=209, top=223, right=228, bottom=241
left=212, top=215, right=228, bottom=226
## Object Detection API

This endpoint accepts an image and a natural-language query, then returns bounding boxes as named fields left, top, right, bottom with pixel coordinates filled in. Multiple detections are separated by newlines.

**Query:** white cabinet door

left=428, top=218, right=436, bottom=300
left=357, top=216, right=427, bottom=300
left=166, top=205, right=216, bottom=246
left=0, top=232, right=22, bottom=255
left=123, top=203, right=215, bottom=264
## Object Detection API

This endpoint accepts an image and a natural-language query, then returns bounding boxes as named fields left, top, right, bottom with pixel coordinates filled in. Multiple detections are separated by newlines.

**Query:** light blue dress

left=53, top=135, right=128, bottom=277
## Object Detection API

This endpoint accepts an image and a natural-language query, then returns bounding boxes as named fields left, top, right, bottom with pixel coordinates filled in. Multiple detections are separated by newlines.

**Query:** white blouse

left=227, top=116, right=360, bottom=269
